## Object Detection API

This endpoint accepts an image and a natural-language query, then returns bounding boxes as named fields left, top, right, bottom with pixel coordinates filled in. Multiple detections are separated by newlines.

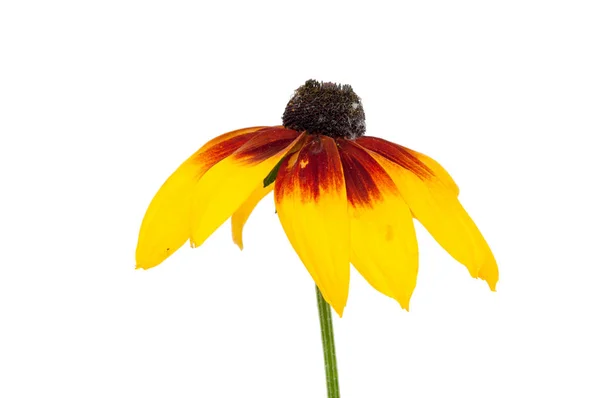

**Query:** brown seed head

left=282, top=79, right=366, bottom=139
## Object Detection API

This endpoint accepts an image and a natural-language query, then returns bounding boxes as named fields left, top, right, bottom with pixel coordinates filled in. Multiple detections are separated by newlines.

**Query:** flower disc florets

left=282, top=79, right=366, bottom=139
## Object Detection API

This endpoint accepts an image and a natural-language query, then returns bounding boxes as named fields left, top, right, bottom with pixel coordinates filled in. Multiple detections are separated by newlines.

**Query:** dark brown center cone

left=282, top=79, right=366, bottom=139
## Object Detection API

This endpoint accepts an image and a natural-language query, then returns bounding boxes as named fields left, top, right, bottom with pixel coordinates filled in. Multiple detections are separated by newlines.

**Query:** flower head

left=136, top=80, right=498, bottom=316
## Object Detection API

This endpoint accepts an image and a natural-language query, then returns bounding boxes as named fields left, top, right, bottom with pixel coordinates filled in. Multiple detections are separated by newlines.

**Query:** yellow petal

left=339, top=140, right=419, bottom=310
left=231, top=183, right=274, bottom=250
left=275, top=135, right=350, bottom=316
left=357, top=137, right=498, bottom=290
left=190, top=128, right=303, bottom=249
left=136, top=127, right=266, bottom=269
left=405, top=148, right=459, bottom=196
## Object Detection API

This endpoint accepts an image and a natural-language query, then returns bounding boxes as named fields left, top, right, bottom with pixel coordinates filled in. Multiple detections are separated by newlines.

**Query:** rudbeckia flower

left=136, top=80, right=498, bottom=316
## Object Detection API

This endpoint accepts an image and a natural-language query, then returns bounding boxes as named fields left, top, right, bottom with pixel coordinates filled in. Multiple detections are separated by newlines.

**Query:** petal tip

left=234, top=240, right=244, bottom=250
left=477, top=259, right=499, bottom=292
left=333, top=306, right=345, bottom=318
left=486, top=278, right=498, bottom=292
left=135, top=261, right=153, bottom=270
left=467, top=265, right=481, bottom=278
left=396, top=294, right=412, bottom=312
left=135, top=251, right=159, bottom=270
left=232, top=227, right=244, bottom=250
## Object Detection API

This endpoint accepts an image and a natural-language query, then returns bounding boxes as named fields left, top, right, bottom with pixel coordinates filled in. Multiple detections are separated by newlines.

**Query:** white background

left=1, top=1, right=599, bottom=397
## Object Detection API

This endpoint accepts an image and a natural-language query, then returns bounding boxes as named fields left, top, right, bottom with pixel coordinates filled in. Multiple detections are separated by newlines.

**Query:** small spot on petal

left=384, top=224, right=394, bottom=242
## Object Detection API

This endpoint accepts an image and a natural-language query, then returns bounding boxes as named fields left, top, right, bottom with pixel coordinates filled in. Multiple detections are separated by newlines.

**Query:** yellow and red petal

left=190, top=127, right=303, bottom=249
left=357, top=136, right=498, bottom=290
left=403, top=148, right=459, bottom=196
left=231, top=183, right=273, bottom=250
left=136, top=126, right=266, bottom=269
left=338, top=140, right=418, bottom=310
left=275, top=135, right=350, bottom=316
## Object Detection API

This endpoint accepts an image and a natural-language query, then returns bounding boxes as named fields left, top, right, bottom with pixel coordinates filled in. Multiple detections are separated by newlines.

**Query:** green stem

left=316, top=285, right=340, bottom=398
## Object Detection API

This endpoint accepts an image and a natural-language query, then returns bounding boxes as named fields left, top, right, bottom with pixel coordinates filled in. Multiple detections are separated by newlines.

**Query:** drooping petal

left=136, top=127, right=266, bottom=269
left=190, top=127, right=303, bottom=249
left=231, top=183, right=274, bottom=250
left=403, top=148, right=459, bottom=196
left=275, top=135, right=350, bottom=316
left=338, top=140, right=418, bottom=310
left=357, top=136, right=498, bottom=290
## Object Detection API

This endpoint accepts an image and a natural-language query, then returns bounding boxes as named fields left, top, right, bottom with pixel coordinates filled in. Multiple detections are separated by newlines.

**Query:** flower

left=136, top=80, right=498, bottom=316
